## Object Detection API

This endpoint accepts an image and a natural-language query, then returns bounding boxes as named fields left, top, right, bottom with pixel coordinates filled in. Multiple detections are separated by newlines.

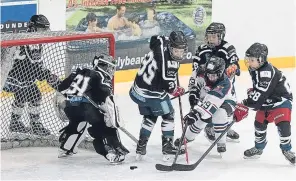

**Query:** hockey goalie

left=56, top=54, right=129, bottom=164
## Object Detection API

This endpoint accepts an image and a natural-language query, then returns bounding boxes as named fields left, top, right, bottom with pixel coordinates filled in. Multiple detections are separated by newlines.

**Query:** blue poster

left=0, top=0, right=37, bottom=33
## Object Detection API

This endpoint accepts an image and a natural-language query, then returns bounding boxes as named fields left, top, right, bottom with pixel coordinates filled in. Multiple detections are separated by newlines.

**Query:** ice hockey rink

left=1, top=68, right=296, bottom=180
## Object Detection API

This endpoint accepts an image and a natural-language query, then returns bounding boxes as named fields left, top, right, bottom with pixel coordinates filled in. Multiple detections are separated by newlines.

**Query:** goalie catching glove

left=100, top=96, right=124, bottom=128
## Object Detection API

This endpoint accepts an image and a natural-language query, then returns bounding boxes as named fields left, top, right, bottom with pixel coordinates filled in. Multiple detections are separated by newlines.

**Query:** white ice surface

left=1, top=68, right=296, bottom=180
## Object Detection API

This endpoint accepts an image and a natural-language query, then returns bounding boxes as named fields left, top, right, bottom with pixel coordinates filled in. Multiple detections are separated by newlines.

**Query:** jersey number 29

left=138, top=53, right=157, bottom=85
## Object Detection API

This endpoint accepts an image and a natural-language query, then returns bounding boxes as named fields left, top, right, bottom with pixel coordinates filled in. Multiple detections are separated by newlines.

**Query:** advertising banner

left=0, top=0, right=37, bottom=33
left=66, top=0, right=212, bottom=71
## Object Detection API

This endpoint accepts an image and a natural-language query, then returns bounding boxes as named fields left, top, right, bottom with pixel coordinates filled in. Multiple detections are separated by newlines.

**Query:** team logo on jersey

left=193, top=6, right=206, bottom=26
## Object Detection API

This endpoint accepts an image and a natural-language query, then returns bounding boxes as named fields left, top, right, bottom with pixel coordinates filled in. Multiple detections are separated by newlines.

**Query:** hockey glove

left=184, top=110, right=202, bottom=125
left=234, top=103, right=249, bottom=122
left=189, top=91, right=199, bottom=107
left=171, top=86, right=185, bottom=97
left=226, top=64, right=238, bottom=78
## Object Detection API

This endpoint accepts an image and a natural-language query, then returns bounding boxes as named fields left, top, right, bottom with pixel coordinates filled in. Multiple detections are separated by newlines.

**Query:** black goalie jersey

left=131, top=35, right=179, bottom=99
left=58, top=68, right=113, bottom=105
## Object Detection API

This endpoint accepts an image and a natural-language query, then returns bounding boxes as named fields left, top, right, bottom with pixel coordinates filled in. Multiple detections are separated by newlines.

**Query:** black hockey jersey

left=131, top=35, right=179, bottom=99
left=4, top=46, right=58, bottom=90
left=192, top=40, right=240, bottom=75
left=58, top=68, right=112, bottom=105
left=244, top=62, right=293, bottom=111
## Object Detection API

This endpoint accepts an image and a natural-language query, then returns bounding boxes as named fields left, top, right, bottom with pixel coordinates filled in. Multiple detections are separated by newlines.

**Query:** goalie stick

left=156, top=120, right=235, bottom=171
left=81, top=93, right=139, bottom=144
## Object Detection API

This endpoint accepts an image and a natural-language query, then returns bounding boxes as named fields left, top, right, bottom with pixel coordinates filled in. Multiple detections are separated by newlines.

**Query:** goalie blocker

left=56, top=54, right=129, bottom=164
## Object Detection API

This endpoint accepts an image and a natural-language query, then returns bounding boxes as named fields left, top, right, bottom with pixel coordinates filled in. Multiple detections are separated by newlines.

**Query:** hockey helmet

left=168, top=31, right=188, bottom=61
left=92, top=54, right=116, bottom=79
left=27, top=14, right=50, bottom=32
left=205, top=22, right=225, bottom=48
left=205, top=56, right=226, bottom=84
left=245, top=43, right=268, bottom=71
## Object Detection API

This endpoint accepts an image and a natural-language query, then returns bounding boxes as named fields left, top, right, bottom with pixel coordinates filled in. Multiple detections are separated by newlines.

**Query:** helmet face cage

left=24, top=44, right=43, bottom=63
left=168, top=31, right=188, bottom=61
left=93, top=55, right=116, bottom=79
left=244, top=43, right=268, bottom=71
left=205, top=23, right=225, bottom=48
left=205, top=56, right=225, bottom=83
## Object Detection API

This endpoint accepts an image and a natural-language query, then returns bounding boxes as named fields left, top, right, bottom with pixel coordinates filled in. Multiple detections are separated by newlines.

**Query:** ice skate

left=226, top=129, right=240, bottom=142
left=244, top=147, right=263, bottom=159
left=136, top=135, right=148, bottom=161
left=162, top=136, right=185, bottom=162
left=282, top=150, right=295, bottom=165
left=30, top=121, right=51, bottom=136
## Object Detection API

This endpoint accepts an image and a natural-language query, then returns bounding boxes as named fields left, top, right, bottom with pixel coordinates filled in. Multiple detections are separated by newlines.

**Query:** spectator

left=107, top=5, right=132, bottom=31
left=85, top=12, right=102, bottom=33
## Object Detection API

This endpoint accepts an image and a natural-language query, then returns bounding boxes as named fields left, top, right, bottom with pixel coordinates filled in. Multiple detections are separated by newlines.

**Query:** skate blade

left=243, top=155, right=261, bottom=159
left=135, top=154, right=144, bottom=161
left=58, top=153, right=73, bottom=158
left=284, top=157, right=295, bottom=166
left=226, top=137, right=240, bottom=143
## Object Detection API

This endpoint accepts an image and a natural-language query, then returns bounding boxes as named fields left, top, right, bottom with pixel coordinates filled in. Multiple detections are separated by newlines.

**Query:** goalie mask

left=168, top=31, right=188, bottom=61
left=25, top=15, right=50, bottom=63
left=245, top=43, right=268, bottom=71
left=205, top=56, right=225, bottom=84
left=205, top=22, right=225, bottom=48
left=92, top=54, right=116, bottom=79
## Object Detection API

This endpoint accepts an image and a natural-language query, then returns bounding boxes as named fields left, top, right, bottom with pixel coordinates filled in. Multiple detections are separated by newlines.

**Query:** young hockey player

left=242, top=43, right=295, bottom=165
left=57, top=54, right=129, bottom=164
left=175, top=56, right=244, bottom=154
left=129, top=31, right=188, bottom=161
left=189, top=22, right=241, bottom=142
left=2, top=14, right=59, bottom=136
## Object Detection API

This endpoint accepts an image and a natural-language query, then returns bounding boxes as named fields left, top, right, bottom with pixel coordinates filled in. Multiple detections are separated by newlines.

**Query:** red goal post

left=0, top=31, right=115, bottom=150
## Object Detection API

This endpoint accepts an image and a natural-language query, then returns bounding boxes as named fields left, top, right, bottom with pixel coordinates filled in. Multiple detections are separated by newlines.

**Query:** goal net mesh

left=0, top=31, right=115, bottom=150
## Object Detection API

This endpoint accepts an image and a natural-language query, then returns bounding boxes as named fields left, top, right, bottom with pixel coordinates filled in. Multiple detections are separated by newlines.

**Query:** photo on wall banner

left=66, top=0, right=212, bottom=71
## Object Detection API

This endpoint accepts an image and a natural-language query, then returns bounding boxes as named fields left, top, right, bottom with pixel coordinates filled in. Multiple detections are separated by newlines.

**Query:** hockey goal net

left=0, top=31, right=115, bottom=150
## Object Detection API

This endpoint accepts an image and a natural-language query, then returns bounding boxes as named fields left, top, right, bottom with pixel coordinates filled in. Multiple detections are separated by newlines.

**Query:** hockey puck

left=130, top=166, right=138, bottom=170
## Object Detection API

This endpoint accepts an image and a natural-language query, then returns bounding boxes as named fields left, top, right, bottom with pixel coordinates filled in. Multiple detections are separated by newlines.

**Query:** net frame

left=0, top=31, right=115, bottom=150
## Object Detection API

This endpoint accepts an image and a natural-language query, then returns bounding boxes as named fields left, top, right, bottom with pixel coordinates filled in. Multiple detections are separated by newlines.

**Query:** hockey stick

left=81, top=93, right=139, bottom=144
left=170, top=91, right=189, bottom=100
left=155, top=123, right=188, bottom=171
left=176, top=75, right=189, bottom=164
left=169, top=120, right=236, bottom=171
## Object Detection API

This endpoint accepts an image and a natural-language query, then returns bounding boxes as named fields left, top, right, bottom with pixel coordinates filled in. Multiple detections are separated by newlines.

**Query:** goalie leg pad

left=59, top=121, right=89, bottom=154
left=101, top=96, right=123, bottom=128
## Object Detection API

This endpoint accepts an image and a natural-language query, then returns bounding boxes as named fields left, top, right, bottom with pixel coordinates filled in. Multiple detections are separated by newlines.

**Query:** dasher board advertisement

left=66, top=0, right=212, bottom=71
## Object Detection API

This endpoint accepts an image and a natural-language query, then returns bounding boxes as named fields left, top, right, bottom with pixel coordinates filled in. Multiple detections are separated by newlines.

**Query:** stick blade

left=172, top=163, right=197, bottom=171
left=155, top=164, right=174, bottom=171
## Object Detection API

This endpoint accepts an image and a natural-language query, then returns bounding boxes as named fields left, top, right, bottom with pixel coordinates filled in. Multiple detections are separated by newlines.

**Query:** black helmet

left=27, top=14, right=50, bottom=32
left=205, top=56, right=226, bottom=84
left=92, top=54, right=116, bottom=79
left=205, top=22, right=225, bottom=47
left=168, top=31, right=188, bottom=61
left=245, top=42, right=268, bottom=70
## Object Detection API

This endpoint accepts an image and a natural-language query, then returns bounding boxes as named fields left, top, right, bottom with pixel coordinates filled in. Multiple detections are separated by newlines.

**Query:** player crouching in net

left=174, top=56, right=248, bottom=155
left=56, top=54, right=129, bottom=164
left=242, top=43, right=295, bottom=165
